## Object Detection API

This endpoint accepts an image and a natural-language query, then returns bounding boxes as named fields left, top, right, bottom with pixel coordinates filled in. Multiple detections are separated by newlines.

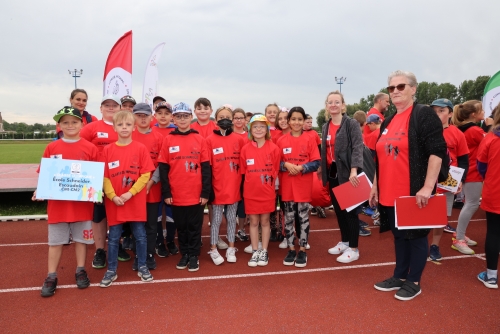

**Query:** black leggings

left=328, top=176, right=359, bottom=248
left=485, top=211, right=500, bottom=271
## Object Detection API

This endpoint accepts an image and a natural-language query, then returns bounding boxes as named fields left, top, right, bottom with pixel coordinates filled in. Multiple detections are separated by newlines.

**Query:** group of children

left=35, top=89, right=500, bottom=297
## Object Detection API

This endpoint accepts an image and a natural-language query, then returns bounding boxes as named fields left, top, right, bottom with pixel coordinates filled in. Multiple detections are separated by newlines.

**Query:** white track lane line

left=0, top=253, right=485, bottom=294
left=0, top=218, right=487, bottom=247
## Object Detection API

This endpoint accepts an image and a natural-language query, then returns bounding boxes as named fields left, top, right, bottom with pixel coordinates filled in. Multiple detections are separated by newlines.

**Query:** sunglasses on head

left=387, top=84, right=409, bottom=93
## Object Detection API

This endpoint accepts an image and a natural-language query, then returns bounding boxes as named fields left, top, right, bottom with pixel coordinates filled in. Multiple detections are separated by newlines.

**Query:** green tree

left=317, top=109, right=326, bottom=129
left=457, top=76, right=490, bottom=103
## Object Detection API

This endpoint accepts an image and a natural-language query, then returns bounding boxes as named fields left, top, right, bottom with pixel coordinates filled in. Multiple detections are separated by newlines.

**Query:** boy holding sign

left=34, top=106, right=99, bottom=297
left=100, top=110, right=156, bottom=287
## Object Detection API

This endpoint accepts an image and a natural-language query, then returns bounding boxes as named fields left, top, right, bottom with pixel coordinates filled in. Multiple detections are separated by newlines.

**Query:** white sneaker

left=328, top=241, right=348, bottom=255
left=306, top=243, right=311, bottom=250
left=279, top=239, right=288, bottom=249
left=217, top=237, right=228, bottom=250
left=257, top=249, right=269, bottom=266
left=451, top=239, right=475, bottom=255
left=248, top=249, right=260, bottom=267
left=226, top=247, right=237, bottom=263
left=244, top=242, right=262, bottom=254
left=336, top=247, right=359, bottom=263
left=208, top=248, right=224, bottom=265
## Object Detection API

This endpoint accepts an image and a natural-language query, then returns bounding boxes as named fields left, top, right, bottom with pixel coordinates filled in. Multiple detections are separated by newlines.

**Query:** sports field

left=0, top=140, right=50, bottom=164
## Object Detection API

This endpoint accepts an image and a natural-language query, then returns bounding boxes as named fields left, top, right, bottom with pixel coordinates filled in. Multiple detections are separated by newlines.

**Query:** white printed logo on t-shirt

left=283, top=148, right=292, bottom=154
left=97, top=132, right=108, bottom=138
left=169, top=146, right=180, bottom=153
left=213, top=147, right=224, bottom=155
left=108, top=161, right=120, bottom=169
left=246, top=159, right=254, bottom=165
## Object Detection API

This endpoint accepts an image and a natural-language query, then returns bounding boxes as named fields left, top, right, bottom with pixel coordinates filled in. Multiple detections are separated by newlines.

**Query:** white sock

left=487, top=269, right=497, bottom=279
left=342, top=241, right=349, bottom=246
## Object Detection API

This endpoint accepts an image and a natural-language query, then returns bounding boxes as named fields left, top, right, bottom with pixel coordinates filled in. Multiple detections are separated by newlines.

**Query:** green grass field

left=0, top=140, right=51, bottom=164
left=0, top=192, right=47, bottom=215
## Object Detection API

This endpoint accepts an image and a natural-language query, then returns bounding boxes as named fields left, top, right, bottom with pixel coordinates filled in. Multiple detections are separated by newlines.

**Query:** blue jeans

left=108, top=222, right=147, bottom=272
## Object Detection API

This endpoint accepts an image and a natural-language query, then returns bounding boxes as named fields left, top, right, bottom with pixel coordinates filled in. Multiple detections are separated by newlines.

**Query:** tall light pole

left=68, top=69, right=83, bottom=89
left=335, top=76, right=346, bottom=93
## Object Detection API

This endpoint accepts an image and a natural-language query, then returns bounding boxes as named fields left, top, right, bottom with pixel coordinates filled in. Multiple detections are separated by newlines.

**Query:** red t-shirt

left=233, top=131, right=251, bottom=145
left=477, top=132, right=500, bottom=214
left=132, top=130, right=164, bottom=203
left=102, top=141, right=155, bottom=226
left=325, top=122, right=340, bottom=166
left=153, top=126, right=176, bottom=137
left=462, top=124, right=486, bottom=182
left=304, top=129, right=321, bottom=146
left=376, top=106, right=412, bottom=206
left=157, top=132, right=210, bottom=206
left=38, top=139, right=99, bottom=224
left=269, top=128, right=282, bottom=144
left=363, top=108, right=385, bottom=139
left=365, top=128, right=380, bottom=151
left=277, top=133, right=321, bottom=202
left=190, top=121, right=218, bottom=138
left=240, top=140, right=280, bottom=210
left=80, top=120, right=118, bottom=158
left=206, top=132, right=246, bottom=204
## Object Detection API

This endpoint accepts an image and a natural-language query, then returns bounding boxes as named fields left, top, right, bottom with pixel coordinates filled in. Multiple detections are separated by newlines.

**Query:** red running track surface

left=0, top=207, right=497, bottom=332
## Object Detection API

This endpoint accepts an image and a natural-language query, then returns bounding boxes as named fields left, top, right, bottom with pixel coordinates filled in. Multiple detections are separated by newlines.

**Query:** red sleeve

left=309, top=137, right=321, bottom=161
left=240, top=146, right=247, bottom=175
left=80, top=122, right=93, bottom=142
left=200, top=137, right=210, bottom=163
left=157, top=136, right=170, bottom=164
left=140, top=144, right=156, bottom=174
left=102, top=146, right=110, bottom=178
left=471, top=127, right=486, bottom=146
left=205, top=136, right=214, bottom=165
left=456, top=129, right=470, bottom=157
left=477, top=135, right=490, bottom=163
left=273, top=145, right=280, bottom=177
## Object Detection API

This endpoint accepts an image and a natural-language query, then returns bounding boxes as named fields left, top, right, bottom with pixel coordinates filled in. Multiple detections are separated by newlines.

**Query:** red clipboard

left=332, top=173, right=372, bottom=211
left=395, top=195, right=447, bottom=229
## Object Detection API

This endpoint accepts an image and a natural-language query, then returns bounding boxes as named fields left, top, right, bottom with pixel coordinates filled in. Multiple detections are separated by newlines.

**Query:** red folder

left=395, top=195, right=447, bottom=229
left=332, top=173, right=372, bottom=211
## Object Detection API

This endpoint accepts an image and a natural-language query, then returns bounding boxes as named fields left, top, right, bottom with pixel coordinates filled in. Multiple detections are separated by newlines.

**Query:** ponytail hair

left=452, top=100, right=481, bottom=126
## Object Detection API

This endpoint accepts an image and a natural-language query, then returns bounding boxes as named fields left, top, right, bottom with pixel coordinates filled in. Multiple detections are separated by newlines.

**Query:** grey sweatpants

left=456, top=182, right=483, bottom=240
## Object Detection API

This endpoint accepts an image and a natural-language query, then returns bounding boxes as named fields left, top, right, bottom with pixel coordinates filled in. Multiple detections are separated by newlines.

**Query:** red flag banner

left=103, top=31, right=132, bottom=98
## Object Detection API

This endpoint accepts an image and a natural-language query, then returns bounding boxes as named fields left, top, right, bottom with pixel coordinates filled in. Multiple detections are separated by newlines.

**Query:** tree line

left=317, top=75, right=490, bottom=129
left=2, top=121, right=56, bottom=133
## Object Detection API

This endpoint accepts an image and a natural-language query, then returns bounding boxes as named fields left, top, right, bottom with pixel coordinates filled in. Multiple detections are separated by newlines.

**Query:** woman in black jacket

left=320, top=90, right=364, bottom=263
left=368, top=70, right=447, bottom=301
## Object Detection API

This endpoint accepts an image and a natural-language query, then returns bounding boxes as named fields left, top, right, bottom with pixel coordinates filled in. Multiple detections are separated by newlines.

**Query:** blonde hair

left=215, top=106, right=233, bottom=120
left=324, top=90, right=345, bottom=120
left=113, top=110, right=135, bottom=125
left=452, top=100, right=482, bottom=126
left=275, top=110, right=289, bottom=130
left=265, top=103, right=280, bottom=116
left=249, top=121, right=271, bottom=141
left=492, top=102, right=500, bottom=132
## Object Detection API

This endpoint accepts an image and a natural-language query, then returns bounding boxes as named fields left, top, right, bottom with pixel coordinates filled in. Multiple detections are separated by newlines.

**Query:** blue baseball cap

left=366, top=114, right=381, bottom=124
left=430, top=98, right=454, bottom=112
left=172, top=102, right=192, bottom=115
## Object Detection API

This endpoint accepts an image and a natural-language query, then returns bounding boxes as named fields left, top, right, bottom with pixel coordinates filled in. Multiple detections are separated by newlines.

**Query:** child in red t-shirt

left=265, top=103, right=282, bottom=143
left=191, top=97, right=217, bottom=138
left=277, top=107, right=321, bottom=268
left=428, top=99, right=470, bottom=261
left=132, top=103, right=165, bottom=270
left=240, top=114, right=280, bottom=267
left=34, top=106, right=99, bottom=297
left=100, top=110, right=156, bottom=287
left=158, top=102, right=212, bottom=272
left=206, top=106, right=247, bottom=265
left=152, top=101, right=179, bottom=257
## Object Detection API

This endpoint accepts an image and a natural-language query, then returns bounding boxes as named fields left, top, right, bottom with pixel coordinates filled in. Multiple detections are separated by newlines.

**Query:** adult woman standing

left=57, top=89, right=97, bottom=138
left=369, top=70, right=447, bottom=301
left=320, top=90, right=364, bottom=263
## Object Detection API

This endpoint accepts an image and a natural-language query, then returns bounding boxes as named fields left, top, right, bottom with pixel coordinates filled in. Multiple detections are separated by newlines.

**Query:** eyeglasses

left=173, top=113, right=191, bottom=120
left=233, top=117, right=245, bottom=121
left=387, top=84, right=409, bottom=93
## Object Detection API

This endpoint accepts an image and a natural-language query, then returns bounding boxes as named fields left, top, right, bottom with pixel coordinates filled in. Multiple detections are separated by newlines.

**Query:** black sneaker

left=156, top=243, right=169, bottom=258
left=359, top=220, right=369, bottom=229
left=75, top=270, right=90, bottom=289
left=167, top=241, right=179, bottom=255
left=236, top=230, right=249, bottom=242
left=41, top=277, right=57, bottom=297
left=118, top=245, right=131, bottom=262
left=283, top=250, right=296, bottom=266
left=295, top=250, right=307, bottom=268
left=176, top=254, right=189, bottom=270
left=92, top=248, right=107, bottom=269
left=394, top=281, right=422, bottom=301
left=147, top=254, right=157, bottom=270
left=374, top=277, right=405, bottom=291
left=316, top=206, right=327, bottom=218
left=188, top=255, right=199, bottom=272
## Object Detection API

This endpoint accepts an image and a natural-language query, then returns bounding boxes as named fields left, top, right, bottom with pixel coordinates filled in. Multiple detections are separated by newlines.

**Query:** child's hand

left=146, top=180, right=154, bottom=194
left=200, top=197, right=208, bottom=205
left=285, top=162, right=300, bottom=175
left=164, top=198, right=173, bottom=205
left=31, top=190, right=43, bottom=202
left=120, top=192, right=133, bottom=202
left=112, top=196, right=125, bottom=206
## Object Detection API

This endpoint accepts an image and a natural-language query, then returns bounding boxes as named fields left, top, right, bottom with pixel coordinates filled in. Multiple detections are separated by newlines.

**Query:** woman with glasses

left=369, top=70, right=447, bottom=301
left=320, top=90, right=364, bottom=264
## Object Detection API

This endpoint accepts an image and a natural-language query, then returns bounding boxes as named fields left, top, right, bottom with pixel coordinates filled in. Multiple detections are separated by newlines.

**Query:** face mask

left=217, top=118, right=233, bottom=130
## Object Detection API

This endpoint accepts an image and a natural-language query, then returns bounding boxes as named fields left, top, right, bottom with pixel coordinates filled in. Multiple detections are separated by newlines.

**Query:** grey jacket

left=320, top=115, right=364, bottom=185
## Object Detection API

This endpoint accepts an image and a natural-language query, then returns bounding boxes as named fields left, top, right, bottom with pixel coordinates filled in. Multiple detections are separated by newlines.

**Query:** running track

left=1, top=208, right=498, bottom=332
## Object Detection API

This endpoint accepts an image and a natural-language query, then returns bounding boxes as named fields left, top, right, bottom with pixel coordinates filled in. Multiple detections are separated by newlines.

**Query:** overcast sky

left=1, top=0, right=499, bottom=126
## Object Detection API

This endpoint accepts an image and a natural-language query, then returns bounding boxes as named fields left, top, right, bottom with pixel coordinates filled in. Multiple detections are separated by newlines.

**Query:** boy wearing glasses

left=158, top=102, right=212, bottom=272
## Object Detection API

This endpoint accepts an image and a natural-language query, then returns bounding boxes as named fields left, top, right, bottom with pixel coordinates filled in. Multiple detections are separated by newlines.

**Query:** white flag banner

left=142, top=42, right=166, bottom=108
left=483, top=70, right=500, bottom=118
left=103, top=31, right=133, bottom=98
